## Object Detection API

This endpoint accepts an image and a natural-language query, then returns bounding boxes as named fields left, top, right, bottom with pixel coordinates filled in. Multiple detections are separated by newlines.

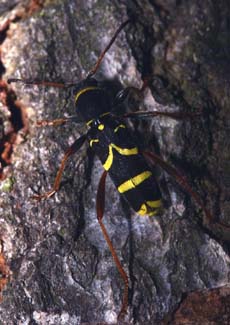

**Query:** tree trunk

left=0, top=0, right=229, bottom=324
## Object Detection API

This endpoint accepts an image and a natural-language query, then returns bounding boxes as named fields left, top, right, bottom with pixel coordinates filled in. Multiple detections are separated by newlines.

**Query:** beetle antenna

left=8, top=19, right=131, bottom=87
left=7, top=78, right=75, bottom=88
left=87, top=18, right=131, bottom=78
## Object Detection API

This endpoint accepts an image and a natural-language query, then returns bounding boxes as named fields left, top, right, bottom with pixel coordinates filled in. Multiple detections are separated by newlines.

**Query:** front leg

left=123, top=109, right=201, bottom=120
left=113, top=77, right=201, bottom=119
left=32, top=134, right=87, bottom=201
left=143, top=151, right=230, bottom=236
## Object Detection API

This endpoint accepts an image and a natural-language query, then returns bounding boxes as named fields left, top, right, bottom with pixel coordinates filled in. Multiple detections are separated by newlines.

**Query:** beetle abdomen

left=88, top=115, right=162, bottom=216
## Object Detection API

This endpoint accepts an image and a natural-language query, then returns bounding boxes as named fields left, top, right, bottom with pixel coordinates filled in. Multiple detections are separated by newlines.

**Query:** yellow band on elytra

left=118, top=171, right=152, bottom=193
left=103, top=143, right=138, bottom=171
left=103, top=145, right=113, bottom=171
left=111, top=143, right=138, bottom=155
left=138, top=200, right=162, bottom=216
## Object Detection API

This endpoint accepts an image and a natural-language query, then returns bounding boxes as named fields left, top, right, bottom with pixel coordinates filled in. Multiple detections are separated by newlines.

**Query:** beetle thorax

left=74, top=81, right=111, bottom=124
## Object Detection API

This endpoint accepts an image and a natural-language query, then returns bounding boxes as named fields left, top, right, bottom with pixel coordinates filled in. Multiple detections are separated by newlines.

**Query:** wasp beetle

left=8, top=19, right=218, bottom=321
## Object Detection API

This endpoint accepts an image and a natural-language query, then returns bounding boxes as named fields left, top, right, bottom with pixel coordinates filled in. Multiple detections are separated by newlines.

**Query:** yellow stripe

left=111, top=143, right=138, bottom=155
left=146, top=200, right=162, bottom=208
left=103, top=143, right=138, bottom=171
left=100, top=112, right=110, bottom=117
left=114, top=124, right=126, bottom=133
left=118, top=171, right=152, bottom=194
left=75, top=86, right=99, bottom=103
left=87, top=119, right=93, bottom=126
left=89, top=139, right=99, bottom=147
left=103, top=145, right=113, bottom=171
left=138, top=200, right=162, bottom=216
left=87, top=112, right=109, bottom=127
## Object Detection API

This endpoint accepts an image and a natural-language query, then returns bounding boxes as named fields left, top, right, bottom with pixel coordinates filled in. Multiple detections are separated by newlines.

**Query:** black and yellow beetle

left=8, top=19, right=215, bottom=321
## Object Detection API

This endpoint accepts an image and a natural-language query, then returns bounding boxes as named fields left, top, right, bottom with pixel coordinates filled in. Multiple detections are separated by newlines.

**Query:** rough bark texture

left=0, top=0, right=229, bottom=324
left=162, top=287, right=230, bottom=325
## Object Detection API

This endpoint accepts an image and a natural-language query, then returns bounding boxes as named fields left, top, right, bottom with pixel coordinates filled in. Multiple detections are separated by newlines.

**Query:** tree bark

left=0, top=0, right=229, bottom=324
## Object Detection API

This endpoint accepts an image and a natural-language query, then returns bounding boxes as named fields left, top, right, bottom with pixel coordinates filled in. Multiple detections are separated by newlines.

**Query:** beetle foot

left=31, top=190, right=56, bottom=201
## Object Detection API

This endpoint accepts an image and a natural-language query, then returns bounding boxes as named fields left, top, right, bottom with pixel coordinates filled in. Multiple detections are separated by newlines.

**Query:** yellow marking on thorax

left=90, top=139, right=99, bottom=147
left=98, top=124, right=104, bottom=131
left=86, top=112, right=110, bottom=128
left=103, top=143, right=138, bottom=171
left=87, top=119, right=93, bottom=126
left=114, top=124, right=126, bottom=133
left=118, top=171, right=152, bottom=194
left=138, top=200, right=162, bottom=216
left=75, top=86, right=99, bottom=103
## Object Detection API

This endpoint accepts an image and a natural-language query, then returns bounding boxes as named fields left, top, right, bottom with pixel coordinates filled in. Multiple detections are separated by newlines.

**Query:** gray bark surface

left=0, top=1, right=229, bottom=324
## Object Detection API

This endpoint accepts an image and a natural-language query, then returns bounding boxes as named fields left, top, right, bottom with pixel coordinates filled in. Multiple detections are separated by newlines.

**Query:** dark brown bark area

left=163, top=287, right=230, bottom=325
left=0, top=0, right=229, bottom=324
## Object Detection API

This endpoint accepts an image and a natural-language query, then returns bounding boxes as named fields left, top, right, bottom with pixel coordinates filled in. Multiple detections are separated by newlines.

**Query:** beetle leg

left=123, top=109, right=201, bottom=120
left=32, top=134, right=87, bottom=201
left=144, top=151, right=230, bottom=236
left=96, top=170, right=129, bottom=321
left=36, top=116, right=81, bottom=127
left=36, top=118, right=72, bottom=127
left=143, top=151, right=213, bottom=224
left=113, top=75, right=201, bottom=119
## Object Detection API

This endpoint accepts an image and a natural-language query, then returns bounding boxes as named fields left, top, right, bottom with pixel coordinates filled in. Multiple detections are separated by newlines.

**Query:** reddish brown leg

left=7, top=78, right=70, bottom=88
left=96, top=170, right=129, bottom=321
left=32, top=134, right=86, bottom=201
left=144, top=151, right=230, bottom=236
left=114, top=75, right=201, bottom=119
left=143, top=151, right=213, bottom=224
left=37, top=118, right=71, bottom=127
left=123, top=109, right=201, bottom=120
left=36, top=116, right=79, bottom=127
